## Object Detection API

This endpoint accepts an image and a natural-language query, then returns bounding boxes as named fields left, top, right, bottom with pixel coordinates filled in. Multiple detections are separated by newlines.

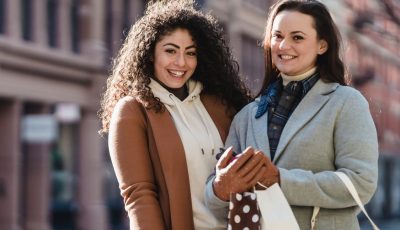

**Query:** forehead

left=157, top=28, right=195, bottom=45
left=272, top=10, right=316, bottom=33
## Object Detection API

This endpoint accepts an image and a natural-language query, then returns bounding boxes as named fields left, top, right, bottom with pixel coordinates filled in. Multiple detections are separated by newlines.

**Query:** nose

left=279, top=39, right=290, bottom=50
left=174, top=53, right=186, bottom=67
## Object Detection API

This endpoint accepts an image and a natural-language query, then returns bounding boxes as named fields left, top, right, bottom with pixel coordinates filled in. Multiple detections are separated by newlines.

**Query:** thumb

left=216, top=146, right=234, bottom=169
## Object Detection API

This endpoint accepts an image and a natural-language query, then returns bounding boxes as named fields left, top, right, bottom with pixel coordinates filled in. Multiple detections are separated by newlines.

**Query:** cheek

left=270, top=42, right=279, bottom=54
left=188, top=59, right=197, bottom=70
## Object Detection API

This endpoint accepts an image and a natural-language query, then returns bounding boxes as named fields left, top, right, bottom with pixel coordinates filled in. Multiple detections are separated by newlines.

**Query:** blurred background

left=0, top=0, right=399, bottom=229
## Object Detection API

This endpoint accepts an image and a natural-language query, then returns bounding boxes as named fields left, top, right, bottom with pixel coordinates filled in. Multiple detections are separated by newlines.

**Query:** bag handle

left=311, top=172, right=379, bottom=230
left=334, top=172, right=379, bottom=230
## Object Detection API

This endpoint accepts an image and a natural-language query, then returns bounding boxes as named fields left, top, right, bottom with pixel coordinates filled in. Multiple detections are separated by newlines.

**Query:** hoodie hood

left=149, top=78, right=203, bottom=106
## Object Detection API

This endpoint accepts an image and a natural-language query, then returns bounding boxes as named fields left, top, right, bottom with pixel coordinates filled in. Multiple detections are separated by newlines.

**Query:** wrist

left=212, top=180, right=230, bottom=201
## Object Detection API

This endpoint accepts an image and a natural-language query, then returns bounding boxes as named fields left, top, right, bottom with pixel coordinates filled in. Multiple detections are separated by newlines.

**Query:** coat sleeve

left=108, top=97, right=165, bottom=229
left=280, top=89, right=379, bottom=209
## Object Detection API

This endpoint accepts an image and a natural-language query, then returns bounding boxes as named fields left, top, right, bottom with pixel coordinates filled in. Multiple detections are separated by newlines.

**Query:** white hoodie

left=149, top=79, right=225, bottom=229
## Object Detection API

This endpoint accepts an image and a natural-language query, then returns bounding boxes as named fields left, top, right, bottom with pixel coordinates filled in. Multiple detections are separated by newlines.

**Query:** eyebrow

left=273, top=30, right=307, bottom=36
left=163, top=43, right=196, bottom=49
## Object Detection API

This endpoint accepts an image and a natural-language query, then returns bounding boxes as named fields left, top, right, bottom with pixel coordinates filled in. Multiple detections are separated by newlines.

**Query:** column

left=23, top=106, right=51, bottom=230
left=7, top=0, right=21, bottom=39
left=33, top=0, right=48, bottom=46
left=80, top=0, right=106, bottom=64
left=0, top=100, right=22, bottom=230
left=77, top=109, right=107, bottom=230
left=59, top=0, right=72, bottom=51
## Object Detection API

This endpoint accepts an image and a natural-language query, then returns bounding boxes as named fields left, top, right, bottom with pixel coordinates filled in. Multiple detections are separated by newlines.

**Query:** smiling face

left=270, top=10, right=327, bottom=76
left=153, top=28, right=197, bottom=89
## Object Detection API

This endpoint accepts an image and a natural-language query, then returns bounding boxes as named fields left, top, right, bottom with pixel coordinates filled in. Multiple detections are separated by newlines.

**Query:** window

left=47, top=0, right=59, bottom=47
left=0, top=0, right=5, bottom=34
left=70, top=0, right=79, bottom=53
left=21, top=0, right=33, bottom=41
left=241, top=35, right=265, bottom=95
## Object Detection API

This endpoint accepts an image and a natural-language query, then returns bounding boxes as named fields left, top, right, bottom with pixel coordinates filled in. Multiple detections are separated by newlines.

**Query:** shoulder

left=231, top=99, right=258, bottom=124
left=111, top=96, right=146, bottom=123
left=333, top=85, right=369, bottom=107
left=201, top=93, right=232, bottom=115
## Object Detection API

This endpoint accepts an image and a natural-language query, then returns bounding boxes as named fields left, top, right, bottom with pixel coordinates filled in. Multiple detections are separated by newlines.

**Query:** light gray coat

left=205, top=79, right=379, bottom=230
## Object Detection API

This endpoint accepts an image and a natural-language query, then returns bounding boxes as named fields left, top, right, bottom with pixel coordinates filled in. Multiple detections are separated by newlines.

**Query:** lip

left=278, top=54, right=297, bottom=60
left=167, top=69, right=186, bottom=77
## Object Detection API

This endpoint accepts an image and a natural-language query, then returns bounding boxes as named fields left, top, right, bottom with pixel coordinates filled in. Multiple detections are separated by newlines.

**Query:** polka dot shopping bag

left=227, top=191, right=261, bottom=230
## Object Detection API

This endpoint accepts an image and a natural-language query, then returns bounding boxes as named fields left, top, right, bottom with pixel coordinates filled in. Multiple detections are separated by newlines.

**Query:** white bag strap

left=334, top=172, right=379, bottom=230
left=310, top=206, right=319, bottom=230
left=310, top=172, right=379, bottom=230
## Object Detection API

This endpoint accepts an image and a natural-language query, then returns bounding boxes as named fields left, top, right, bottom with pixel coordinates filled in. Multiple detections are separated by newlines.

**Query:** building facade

left=0, top=0, right=399, bottom=229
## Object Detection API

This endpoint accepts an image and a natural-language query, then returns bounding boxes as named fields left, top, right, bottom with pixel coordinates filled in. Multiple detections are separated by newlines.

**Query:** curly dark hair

left=99, top=0, right=251, bottom=134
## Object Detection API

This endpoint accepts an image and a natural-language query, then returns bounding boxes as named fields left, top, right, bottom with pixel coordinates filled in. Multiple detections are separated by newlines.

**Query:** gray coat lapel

left=250, top=101, right=271, bottom=157
left=273, top=80, right=339, bottom=163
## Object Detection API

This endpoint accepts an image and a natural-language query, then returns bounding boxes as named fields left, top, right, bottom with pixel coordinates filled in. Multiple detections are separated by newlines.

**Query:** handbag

left=227, top=183, right=300, bottom=230
left=227, top=191, right=261, bottom=230
left=256, top=183, right=300, bottom=230
left=311, top=172, right=380, bottom=230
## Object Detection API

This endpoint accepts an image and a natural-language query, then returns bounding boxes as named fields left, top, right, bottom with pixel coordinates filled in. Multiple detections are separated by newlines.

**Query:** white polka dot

left=229, top=201, right=234, bottom=210
left=234, top=215, right=241, bottom=223
left=236, top=193, right=242, bottom=201
left=243, top=205, right=250, bottom=213
left=228, top=211, right=231, bottom=219
left=244, top=227, right=250, bottom=230
left=252, top=214, right=259, bottom=223
left=250, top=193, right=256, bottom=200
left=228, top=224, right=232, bottom=230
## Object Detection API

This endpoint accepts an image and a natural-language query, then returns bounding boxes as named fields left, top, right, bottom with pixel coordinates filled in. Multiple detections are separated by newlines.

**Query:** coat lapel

left=251, top=100, right=271, bottom=157
left=273, top=80, right=339, bottom=163
left=145, top=108, right=195, bottom=229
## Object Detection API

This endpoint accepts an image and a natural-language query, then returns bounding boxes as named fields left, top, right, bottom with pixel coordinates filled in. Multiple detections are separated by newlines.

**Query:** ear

left=318, top=39, right=328, bottom=55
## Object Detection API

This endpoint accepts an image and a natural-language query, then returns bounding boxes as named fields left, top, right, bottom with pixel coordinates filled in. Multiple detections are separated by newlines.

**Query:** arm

left=280, top=90, right=379, bottom=209
left=108, top=97, right=165, bottom=229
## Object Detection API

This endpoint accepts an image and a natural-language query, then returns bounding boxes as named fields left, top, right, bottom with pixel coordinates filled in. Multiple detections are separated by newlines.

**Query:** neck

left=154, top=79, right=188, bottom=100
left=281, top=67, right=317, bottom=86
left=169, top=86, right=188, bottom=101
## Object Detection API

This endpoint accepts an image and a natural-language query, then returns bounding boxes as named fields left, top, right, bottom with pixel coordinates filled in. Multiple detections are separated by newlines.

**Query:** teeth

left=169, top=70, right=185, bottom=77
left=281, top=55, right=295, bottom=60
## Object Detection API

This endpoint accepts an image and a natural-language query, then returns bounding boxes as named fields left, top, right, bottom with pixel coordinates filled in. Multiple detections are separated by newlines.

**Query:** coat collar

left=250, top=79, right=339, bottom=162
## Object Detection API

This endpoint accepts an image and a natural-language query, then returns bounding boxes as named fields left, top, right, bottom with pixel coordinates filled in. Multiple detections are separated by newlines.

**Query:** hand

left=256, top=153, right=280, bottom=189
left=212, top=146, right=267, bottom=201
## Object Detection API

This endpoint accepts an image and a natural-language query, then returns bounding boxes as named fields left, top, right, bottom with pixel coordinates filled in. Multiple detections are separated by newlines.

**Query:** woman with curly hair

left=99, top=0, right=250, bottom=229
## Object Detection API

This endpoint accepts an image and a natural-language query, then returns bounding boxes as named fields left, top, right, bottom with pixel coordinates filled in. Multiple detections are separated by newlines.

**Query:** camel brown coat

left=108, top=94, right=233, bottom=230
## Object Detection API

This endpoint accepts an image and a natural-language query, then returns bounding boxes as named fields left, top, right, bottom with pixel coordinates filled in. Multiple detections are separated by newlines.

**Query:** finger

left=254, top=150, right=269, bottom=165
left=247, top=166, right=267, bottom=189
left=216, top=146, right=233, bottom=169
left=241, top=160, right=264, bottom=183
left=229, top=146, right=255, bottom=172
left=236, top=152, right=265, bottom=177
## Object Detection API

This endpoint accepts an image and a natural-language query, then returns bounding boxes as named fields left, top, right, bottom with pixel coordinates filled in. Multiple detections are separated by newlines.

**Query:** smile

left=168, top=70, right=185, bottom=77
left=279, top=55, right=296, bottom=60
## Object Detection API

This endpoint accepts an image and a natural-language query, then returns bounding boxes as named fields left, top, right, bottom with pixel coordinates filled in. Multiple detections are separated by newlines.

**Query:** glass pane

left=47, top=0, right=58, bottom=47
left=0, top=0, right=4, bottom=34
left=21, top=0, right=33, bottom=41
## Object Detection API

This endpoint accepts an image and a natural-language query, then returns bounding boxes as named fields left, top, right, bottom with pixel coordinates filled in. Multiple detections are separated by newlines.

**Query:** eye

left=293, top=35, right=304, bottom=41
left=165, top=49, right=176, bottom=54
left=272, top=33, right=283, bottom=39
left=187, top=50, right=197, bottom=57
